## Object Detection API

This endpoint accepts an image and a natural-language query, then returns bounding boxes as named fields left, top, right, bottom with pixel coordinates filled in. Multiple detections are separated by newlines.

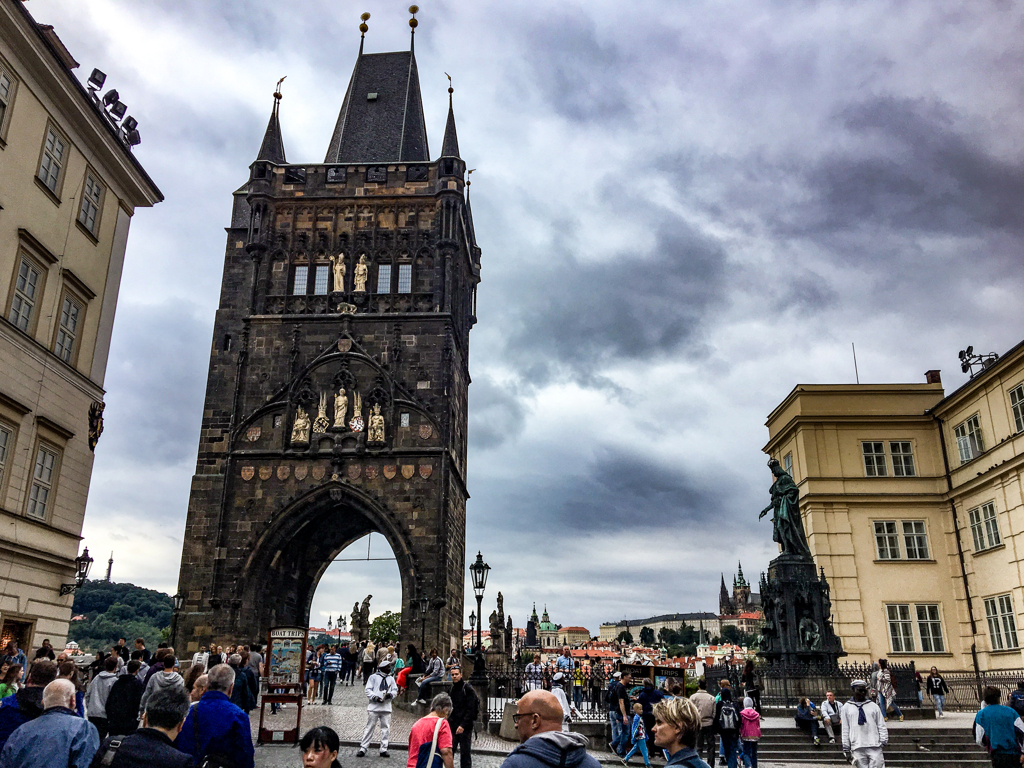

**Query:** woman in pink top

left=739, top=696, right=761, bottom=767
left=407, top=693, right=455, bottom=768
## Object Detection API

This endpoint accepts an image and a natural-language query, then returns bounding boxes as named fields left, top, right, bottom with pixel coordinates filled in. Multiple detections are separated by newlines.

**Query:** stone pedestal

left=758, top=554, right=844, bottom=666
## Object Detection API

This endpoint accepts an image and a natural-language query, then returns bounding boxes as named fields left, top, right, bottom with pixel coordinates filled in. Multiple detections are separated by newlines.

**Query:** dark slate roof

left=325, top=50, right=430, bottom=164
left=606, top=613, right=720, bottom=627
left=256, top=101, right=287, bottom=164
left=440, top=97, right=460, bottom=158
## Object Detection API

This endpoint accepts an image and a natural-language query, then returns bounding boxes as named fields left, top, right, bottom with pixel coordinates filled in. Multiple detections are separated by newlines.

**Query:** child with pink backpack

left=739, top=696, right=761, bottom=767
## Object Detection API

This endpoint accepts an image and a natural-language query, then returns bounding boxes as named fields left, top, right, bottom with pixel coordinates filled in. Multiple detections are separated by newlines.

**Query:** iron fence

left=933, top=668, right=1024, bottom=712
left=482, top=659, right=610, bottom=723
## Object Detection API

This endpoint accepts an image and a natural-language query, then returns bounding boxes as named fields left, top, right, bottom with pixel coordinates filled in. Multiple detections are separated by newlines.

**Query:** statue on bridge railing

left=759, top=458, right=812, bottom=558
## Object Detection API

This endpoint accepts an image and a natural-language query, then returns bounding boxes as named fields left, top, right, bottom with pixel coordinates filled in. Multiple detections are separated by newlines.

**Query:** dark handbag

left=193, top=706, right=237, bottom=768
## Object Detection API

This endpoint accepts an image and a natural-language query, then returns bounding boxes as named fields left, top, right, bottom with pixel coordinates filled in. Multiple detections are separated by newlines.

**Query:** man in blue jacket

left=175, top=663, right=254, bottom=768
left=974, top=686, right=1024, bottom=768
left=502, top=690, right=601, bottom=768
left=0, top=678, right=99, bottom=768
left=0, top=659, right=57, bottom=750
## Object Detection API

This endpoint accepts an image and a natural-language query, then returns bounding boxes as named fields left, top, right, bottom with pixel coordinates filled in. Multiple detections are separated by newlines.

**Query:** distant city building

left=599, top=612, right=722, bottom=642
left=718, top=562, right=761, bottom=615
left=0, top=0, right=161, bottom=653
left=558, top=626, right=591, bottom=646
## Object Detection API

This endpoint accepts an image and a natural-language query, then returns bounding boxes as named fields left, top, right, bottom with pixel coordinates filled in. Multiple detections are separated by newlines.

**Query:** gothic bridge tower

left=173, top=13, right=480, bottom=654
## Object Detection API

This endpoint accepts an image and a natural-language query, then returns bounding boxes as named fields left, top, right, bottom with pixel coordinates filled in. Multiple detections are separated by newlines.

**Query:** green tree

left=68, top=580, right=173, bottom=654
left=617, top=630, right=633, bottom=644
left=369, top=611, right=401, bottom=643
left=657, top=627, right=678, bottom=647
left=639, top=626, right=655, bottom=646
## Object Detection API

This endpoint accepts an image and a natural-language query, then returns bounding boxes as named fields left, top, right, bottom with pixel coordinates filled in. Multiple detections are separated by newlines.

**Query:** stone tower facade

left=172, top=23, right=480, bottom=655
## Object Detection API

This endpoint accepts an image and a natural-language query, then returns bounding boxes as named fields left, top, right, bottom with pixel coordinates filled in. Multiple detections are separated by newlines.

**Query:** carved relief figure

left=367, top=403, right=385, bottom=443
left=291, top=406, right=311, bottom=445
left=334, top=388, right=349, bottom=428
left=313, top=392, right=330, bottom=433
left=353, top=254, right=368, bottom=293
left=799, top=616, right=822, bottom=650
left=331, top=253, right=346, bottom=292
left=349, top=390, right=365, bottom=432
left=351, top=602, right=361, bottom=642
left=360, top=595, right=372, bottom=630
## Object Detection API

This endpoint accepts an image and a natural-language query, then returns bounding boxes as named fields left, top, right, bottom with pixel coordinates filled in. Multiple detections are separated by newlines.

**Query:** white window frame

left=902, top=520, right=929, bottom=560
left=862, top=441, right=887, bottom=477
left=954, top=414, right=985, bottom=464
left=9, top=257, right=42, bottom=332
left=376, top=264, right=392, bottom=294
left=26, top=444, right=58, bottom=521
left=985, top=594, right=1019, bottom=651
left=1010, top=384, right=1024, bottom=435
left=37, top=126, right=67, bottom=194
left=886, top=604, right=915, bottom=652
left=77, top=172, right=104, bottom=235
left=890, top=441, right=916, bottom=477
left=397, top=263, right=412, bottom=294
left=54, top=294, right=82, bottom=363
left=874, top=520, right=901, bottom=560
left=916, top=604, right=944, bottom=652
left=783, top=452, right=793, bottom=477
left=968, top=502, right=1001, bottom=552
left=0, top=58, right=16, bottom=140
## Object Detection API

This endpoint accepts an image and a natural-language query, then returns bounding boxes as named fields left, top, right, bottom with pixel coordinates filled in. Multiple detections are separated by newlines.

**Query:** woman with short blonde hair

left=652, top=697, right=707, bottom=766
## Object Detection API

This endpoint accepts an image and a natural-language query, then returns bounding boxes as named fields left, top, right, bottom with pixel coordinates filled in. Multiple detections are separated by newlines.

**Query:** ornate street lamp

left=170, top=593, right=184, bottom=646
left=418, top=596, right=430, bottom=651
left=469, top=552, right=489, bottom=677
left=60, top=548, right=94, bottom=596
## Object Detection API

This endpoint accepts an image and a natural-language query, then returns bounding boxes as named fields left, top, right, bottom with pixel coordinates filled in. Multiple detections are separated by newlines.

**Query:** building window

left=890, top=441, right=916, bottom=477
left=985, top=594, right=1019, bottom=651
left=783, top=452, right=793, bottom=477
left=902, top=520, right=929, bottom=560
left=862, top=442, right=887, bottom=477
left=954, top=414, right=984, bottom=463
left=0, top=64, right=13, bottom=135
left=1010, top=384, right=1024, bottom=435
left=313, top=265, right=329, bottom=295
left=397, top=264, right=412, bottom=294
left=0, top=423, right=10, bottom=488
left=9, top=258, right=41, bottom=332
left=27, top=445, right=57, bottom=520
left=38, top=127, right=67, bottom=193
left=886, top=604, right=915, bottom=652
left=78, top=173, right=103, bottom=235
left=54, top=295, right=81, bottom=363
left=291, top=265, right=308, bottom=295
left=376, top=264, right=392, bottom=293
left=874, top=521, right=901, bottom=559
left=916, top=604, right=944, bottom=652
left=968, top=502, right=1001, bottom=552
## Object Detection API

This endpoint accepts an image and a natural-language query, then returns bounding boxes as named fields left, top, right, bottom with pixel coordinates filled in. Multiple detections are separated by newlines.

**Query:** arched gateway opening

left=229, top=484, right=425, bottom=645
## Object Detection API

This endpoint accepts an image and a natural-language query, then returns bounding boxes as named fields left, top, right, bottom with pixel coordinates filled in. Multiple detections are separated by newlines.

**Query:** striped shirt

left=322, top=653, right=343, bottom=673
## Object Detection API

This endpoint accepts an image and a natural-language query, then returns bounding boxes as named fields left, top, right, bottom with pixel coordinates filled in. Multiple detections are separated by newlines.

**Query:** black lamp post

left=469, top=551, right=489, bottom=677
left=418, top=596, right=429, bottom=652
left=60, top=548, right=94, bottom=596
left=170, top=593, right=184, bottom=647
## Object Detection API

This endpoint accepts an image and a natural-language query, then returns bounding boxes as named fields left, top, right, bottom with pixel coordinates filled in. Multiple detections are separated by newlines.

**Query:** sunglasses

left=512, top=712, right=539, bottom=724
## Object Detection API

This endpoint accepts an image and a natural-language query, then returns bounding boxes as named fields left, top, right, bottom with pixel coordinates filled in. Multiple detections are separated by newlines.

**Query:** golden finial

left=409, top=5, right=419, bottom=29
left=273, top=76, right=286, bottom=101
left=467, top=168, right=475, bottom=187
left=445, top=72, right=453, bottom=95
left=359, top=11, right=370, bottom=34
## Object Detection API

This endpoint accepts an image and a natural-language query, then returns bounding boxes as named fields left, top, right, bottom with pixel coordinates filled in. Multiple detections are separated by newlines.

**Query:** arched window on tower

left=376, top=263, right=392, bottom=294
left=397, top=263, right=412, bottom=294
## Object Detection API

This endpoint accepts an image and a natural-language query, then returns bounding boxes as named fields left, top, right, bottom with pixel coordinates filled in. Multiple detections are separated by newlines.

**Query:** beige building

left=765, top=341, right=1024, bottom=671
left=558, top=626, right=592, bottom=646
left=0, top=1, right=161, bottom=653
left=599, top=612, right=722, bottom=642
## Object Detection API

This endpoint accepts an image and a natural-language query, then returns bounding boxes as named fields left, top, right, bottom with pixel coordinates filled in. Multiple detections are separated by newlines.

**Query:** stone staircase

left=755, top=727, right=986, bottom=767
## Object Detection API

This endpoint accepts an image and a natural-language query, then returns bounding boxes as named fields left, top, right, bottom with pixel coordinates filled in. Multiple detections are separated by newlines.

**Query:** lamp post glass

left=75, top=548, right=94, bottom=586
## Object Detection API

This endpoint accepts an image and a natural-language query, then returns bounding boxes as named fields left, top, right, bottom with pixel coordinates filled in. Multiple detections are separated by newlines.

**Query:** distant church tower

left=172, top=9, right=481, bottom=652
left=733, top=562, right=751, bottom=612
left=719, top=574, right=734, bottom=615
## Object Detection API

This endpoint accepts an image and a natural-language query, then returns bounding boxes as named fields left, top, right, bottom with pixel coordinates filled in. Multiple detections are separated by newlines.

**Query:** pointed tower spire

left=256, top=79, right=287, bottom=164
left=735, top=561, right=747, bottom=587
left=441, top=75, right=461, bottom=159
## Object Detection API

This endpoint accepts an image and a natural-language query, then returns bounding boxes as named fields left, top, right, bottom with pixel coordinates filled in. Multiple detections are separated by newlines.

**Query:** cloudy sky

left=33, top=0, right=1024, bottom=634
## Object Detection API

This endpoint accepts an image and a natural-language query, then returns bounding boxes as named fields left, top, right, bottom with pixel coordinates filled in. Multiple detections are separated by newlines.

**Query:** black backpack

left=718, top=700, right=738, bottom=732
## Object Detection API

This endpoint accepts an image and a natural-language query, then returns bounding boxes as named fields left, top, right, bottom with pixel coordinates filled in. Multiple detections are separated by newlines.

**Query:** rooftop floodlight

left=102, top=88, right=119, bottom=106
left=122, top=116, right=138, bottom=133
left=109, top=101, right=127, bottom=120
left=87, top=68, right=106, bottom=90
left=124, top=129, right=141, bottom=147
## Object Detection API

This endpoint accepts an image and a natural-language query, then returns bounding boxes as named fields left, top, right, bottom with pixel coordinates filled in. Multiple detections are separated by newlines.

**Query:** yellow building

left=0, top=1, right=161, bottom=652
left=765, top=342, right=1024, bottom=672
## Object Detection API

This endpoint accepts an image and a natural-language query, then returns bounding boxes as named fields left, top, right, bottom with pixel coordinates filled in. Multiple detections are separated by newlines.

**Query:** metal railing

left=483, top=660, right=610, bottom=723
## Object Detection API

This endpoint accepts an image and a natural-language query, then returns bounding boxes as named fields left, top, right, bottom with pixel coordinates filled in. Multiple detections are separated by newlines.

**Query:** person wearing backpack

left=925, top=667, right=950, bottom=718
left=1007, top=681, right=1024, bottom=720
left=408, top=693, right=455, bottom=768
left=712, top=688, right=741, bottom=768
left=175, top=663, right=254, bottom=768
left=359, top=659, right=398, bottom=757
left=738, top=697, right=760, bottom=768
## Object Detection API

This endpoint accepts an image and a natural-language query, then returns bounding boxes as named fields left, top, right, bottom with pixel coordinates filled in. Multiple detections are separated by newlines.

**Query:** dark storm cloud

left=501, top=224, right=726, bottom=384
left=100, top=301, right=212, bottom=465
left=468, top=374, right=528, bottom=450
left=803, top=96, right=1024, bottom=236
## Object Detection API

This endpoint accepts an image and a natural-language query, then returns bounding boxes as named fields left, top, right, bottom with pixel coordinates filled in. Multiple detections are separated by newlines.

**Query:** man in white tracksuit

left=841, top=679, right=888, bottom=768
left=359, top=658, right=398, bottom=757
